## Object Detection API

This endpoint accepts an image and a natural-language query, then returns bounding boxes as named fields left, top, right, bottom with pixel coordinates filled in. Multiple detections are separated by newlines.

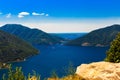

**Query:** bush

left=2, top=65, right=40, bottom=80
left=105, top=32, right=120, bottom=63
left=2, top=63, right=79, bottom=80
left=64, top=62, right=76, bottom=76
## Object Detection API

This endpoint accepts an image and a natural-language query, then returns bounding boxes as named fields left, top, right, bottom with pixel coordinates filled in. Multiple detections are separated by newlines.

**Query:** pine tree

left=105, top=32, right=120, bottom=63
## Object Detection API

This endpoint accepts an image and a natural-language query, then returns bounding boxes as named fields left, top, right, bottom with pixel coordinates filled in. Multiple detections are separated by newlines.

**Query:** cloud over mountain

left=18, top=12, right=30, bottom=18
left=39, top=13, right=45, bottom=16
left=32, top=12, right=41, bottom=16
left=32, top=12, right=48, bottom=16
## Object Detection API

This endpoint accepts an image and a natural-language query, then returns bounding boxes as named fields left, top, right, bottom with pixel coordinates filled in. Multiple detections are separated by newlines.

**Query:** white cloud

left=18, top=12, right=30, bottom=18
left=18, top=15, right=23, bottom=18
left=31, top=12, right=49, bottom=17
left=45, top=14, right=49, bottom=16
left=32, top=12, right=46, bottom=16
left=40, top=13, right=45, bottom=16
left=32, top=12, right=40, bottom=16
left=6, top=13, right=11, bottom=18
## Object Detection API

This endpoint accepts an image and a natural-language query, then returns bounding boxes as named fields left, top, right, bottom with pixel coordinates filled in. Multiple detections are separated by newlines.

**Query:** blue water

left=51, top=33, right=87, bottom=40
left=0, top=33, right=108, bottom=79
left=0, top=45, right=108, bottom=79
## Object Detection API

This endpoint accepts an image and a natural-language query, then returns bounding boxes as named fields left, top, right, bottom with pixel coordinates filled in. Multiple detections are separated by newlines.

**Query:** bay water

left=0, top=33, right=108, bottom=79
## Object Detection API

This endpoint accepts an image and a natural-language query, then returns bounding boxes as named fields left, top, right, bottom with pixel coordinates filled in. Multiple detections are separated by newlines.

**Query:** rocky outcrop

left=81, top=42, right=90, bottom=46
left=76, top=61, right=120, bottom=80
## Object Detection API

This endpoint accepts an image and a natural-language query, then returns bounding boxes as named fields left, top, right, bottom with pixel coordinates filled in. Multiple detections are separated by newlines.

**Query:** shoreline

left=7, top=58, right=26, bottom=64
left=0, top=54, right=39, bottom=70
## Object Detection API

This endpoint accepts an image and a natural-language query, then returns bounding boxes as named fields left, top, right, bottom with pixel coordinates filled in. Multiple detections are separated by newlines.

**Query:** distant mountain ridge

left=66, top=24, right=120, bottom=47
left=0, top=24, right=64, bottom=45
left=0, top=30, right=38, bottom=63
left=51, top=33, right=87, bottom=40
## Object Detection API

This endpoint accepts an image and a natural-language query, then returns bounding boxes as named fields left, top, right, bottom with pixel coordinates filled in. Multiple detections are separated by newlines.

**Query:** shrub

left=64, top=62, right=76, bottom=76
left=2, top=65, right=40, bottom=80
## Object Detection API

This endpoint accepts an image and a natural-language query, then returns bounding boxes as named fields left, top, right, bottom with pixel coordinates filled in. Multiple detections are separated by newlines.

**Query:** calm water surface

left=0, top=33, right=108, bottom=79
left=0, top=45, right=108, bottom=79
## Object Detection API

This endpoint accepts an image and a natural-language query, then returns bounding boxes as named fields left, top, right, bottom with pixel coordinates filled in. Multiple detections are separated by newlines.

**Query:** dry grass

left=48, top=74, right=86, bottom=80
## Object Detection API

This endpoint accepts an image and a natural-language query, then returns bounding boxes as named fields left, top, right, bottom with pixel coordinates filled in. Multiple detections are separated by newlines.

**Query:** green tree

left=105, top=32, right=120, bottom=63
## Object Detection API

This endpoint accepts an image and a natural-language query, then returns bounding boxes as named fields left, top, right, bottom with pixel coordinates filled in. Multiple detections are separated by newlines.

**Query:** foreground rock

left=76, top=61, right=120, bottom=80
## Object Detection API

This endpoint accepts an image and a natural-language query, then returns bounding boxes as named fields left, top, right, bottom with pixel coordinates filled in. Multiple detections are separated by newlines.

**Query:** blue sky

left=0, top=0, right=120, bottom=33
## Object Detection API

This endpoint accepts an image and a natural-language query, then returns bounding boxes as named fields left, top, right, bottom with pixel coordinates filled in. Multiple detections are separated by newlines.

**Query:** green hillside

left=66, top=24, right=120, bottom=47
left=0, top=24, right=65, bottom=45
left=0, top=30, right=38, bottom=63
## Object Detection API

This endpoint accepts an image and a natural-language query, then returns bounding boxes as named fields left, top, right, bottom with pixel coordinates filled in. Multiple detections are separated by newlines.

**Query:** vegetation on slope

left=2, top=66, right=40, bottom=80
left=0, top=24, right=65, bottom=45
left=105, top=32, right=120, bottom=63
left=66, top=24, right=120, bottom=47
left=2, top=64, right=85, bottom=80
left=0, top=30, right=38, bottom=63
left=48, top=74, right=85, bottom=80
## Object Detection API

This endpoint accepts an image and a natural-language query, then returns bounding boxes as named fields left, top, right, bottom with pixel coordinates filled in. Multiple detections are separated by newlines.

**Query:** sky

left=0, top=0, right=120, bottom=33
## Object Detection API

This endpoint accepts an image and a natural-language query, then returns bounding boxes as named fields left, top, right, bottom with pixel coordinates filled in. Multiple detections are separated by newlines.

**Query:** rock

left=96, top=44, right=104, bottom=47
left=82, top=42, right=90, bottom=46
left=76, top=61, right=120, bottom=80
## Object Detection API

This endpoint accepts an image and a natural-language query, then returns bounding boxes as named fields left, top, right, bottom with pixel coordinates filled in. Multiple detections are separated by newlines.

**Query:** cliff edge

left=76, top=61, right=120, bottom=80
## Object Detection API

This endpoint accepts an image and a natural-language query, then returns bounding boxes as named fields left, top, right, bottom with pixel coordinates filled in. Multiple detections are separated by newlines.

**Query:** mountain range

left=0, top=23, right=120, bottom=63
left=66, top=24, right=120, bottom=47
left=0, top=24, right=65, bottom=45
left=0, top=30, right=38, bottom=63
